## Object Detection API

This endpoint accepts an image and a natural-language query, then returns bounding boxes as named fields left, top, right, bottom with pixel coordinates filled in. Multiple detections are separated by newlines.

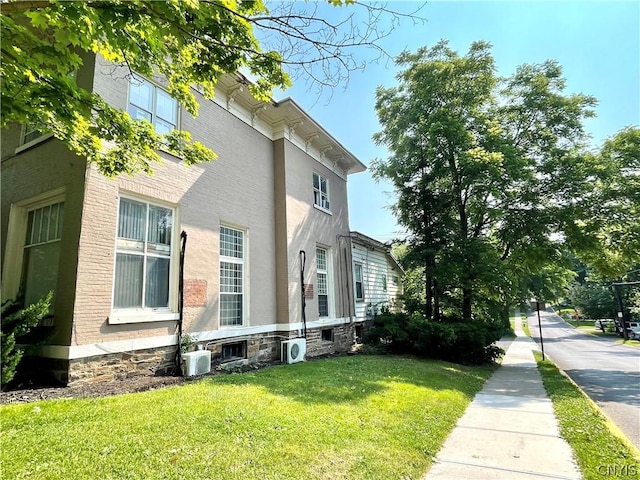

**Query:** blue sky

left=275, top=1, right=640, bottom=242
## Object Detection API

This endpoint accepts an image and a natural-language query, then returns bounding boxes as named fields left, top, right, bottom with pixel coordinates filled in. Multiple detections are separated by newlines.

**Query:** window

left=22, top=123, right=46, bottom=145
left=316, top=247, right=329, bottom=317
left=392, top=275, right=399, bottom=286
left=114, top=198, right=174, bottom=310
left=22, top=201, right=64, bottom=308
left=128, top=76, right=178, bottom=134
left=321, top=328, right=333, bottom=342
left=220, top=226, right=245, bottom=327
left=354, top=263, right=364, bottom=301
left=222, top=341, right=246, bottom=360
left=312, top=172, right=330, bottom=211
left=382, top=274, right=387, bottom=292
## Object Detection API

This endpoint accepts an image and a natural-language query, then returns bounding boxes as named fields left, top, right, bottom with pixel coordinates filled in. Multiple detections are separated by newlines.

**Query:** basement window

left=321, top=328, right=334, bottom=342
left=222, top=341, right=246, bottom=361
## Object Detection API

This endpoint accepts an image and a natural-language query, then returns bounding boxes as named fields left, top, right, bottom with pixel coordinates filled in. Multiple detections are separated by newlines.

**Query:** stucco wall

left=68, top=58, right=278, bottom=347
left=1, top=140, right=87, bottom=346
left=277, top=139, right=352, bottom=326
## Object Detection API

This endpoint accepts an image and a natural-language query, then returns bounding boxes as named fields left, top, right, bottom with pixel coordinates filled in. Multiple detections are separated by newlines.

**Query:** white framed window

left=1, top=188, right=66, bottom=309
left=22, top=123, right=45, bottom=145
left=382, top=274, right=388, bottom=293
left=316, top=247, right=330, bottom=317
left=128, top=75, right=178, bottom=134
left=313, top=172, right=330, bottom=211
left=113, top=197, right=174, bottom=312
left=219, top=225, right=245, bottom=327
left=22, top=201, right=65, bottom=308
left=354, top=263, right=364, bottom=302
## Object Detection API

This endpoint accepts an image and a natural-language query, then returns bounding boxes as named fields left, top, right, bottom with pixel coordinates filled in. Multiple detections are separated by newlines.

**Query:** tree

left=562, top=127, right=640, bottom=277
left=1, top=0, right=422, bottom=176
left=372, top=41, right=596, bottom=322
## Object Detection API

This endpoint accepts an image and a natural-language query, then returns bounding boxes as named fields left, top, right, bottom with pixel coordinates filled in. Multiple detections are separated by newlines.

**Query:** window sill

left=108, top=310, right=179, bottom=325
left=313, top=204, right=332, bottom=215
left=15, top=134, right=54, bottom=154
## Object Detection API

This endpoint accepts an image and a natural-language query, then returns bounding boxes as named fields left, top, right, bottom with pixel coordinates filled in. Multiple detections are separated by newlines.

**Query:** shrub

left=1, top=292, right=52, bottom=390
left=364, top=311, right=504, bottom=365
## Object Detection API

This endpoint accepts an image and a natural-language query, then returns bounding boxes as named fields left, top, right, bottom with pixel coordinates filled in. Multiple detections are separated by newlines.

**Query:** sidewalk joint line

left=454, top=424, right=560, bottom=438
left=434, top=459, right=579, bottom=480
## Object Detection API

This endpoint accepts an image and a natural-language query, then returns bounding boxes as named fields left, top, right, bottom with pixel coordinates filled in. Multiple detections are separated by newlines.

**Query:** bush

left=1, top=292, right=52, bottom=390
left=364, top=311, right=504, bottom=365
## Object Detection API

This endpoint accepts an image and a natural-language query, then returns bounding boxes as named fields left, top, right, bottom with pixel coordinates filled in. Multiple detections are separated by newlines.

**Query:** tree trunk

left=462, top=287, right=472, bottom=320
left=424, top=260, right=433, bottom=321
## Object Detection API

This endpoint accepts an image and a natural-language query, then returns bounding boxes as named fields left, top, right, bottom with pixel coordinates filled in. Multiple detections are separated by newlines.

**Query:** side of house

left=1, top=54, right=365, bottom=385
left=351, top=231, right=403, bottom=323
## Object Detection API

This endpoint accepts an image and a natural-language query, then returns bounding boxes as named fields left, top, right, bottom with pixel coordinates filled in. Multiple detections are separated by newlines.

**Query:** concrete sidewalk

left=423, top=316, right=581, bottom=480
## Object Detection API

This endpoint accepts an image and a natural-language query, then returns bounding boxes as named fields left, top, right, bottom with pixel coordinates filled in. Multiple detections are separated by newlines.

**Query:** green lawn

left=1, top=355, right=495, bottom=480
left=534, top=352, right=640, bottom=479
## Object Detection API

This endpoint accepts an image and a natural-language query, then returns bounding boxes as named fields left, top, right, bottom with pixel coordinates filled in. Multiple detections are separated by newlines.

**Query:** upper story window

left=219, top=225, right=245, bottom=327
left=313, top=172, right=330, bottom=211
left=354, top=263, right=364, bottom=302
left=113, top=198, right=174, bottom=311
left=128, top=75, right=178, bottom=135
left=22, top=122, right=45, bottom=145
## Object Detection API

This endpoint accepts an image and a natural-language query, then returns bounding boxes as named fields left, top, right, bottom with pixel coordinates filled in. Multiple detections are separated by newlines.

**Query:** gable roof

left=350, top=231, right=404, bottom=274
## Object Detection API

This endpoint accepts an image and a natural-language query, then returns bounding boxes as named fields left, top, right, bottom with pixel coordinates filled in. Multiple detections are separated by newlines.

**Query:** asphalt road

left=528, top=310, right=640, bottom=449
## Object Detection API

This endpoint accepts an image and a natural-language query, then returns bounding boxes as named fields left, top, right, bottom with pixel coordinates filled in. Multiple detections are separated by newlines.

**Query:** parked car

left=627, top=326, right=640, bottom=340
left=594, top=319, right=615, bottom=332
left=616, top=321, right=640, bottom=337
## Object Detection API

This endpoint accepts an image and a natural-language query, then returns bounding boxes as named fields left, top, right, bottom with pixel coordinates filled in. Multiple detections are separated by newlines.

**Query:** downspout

left=299, top=250, right=307, bottom=338
left=175, top=230, right=187, bottom=375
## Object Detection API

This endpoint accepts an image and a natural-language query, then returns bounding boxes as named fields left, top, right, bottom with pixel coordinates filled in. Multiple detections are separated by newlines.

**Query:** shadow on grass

left=199, top=355, right=495, bottom=405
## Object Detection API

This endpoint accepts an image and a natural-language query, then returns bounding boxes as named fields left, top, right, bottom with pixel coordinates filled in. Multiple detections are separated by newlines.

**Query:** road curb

left=534, top=351, right=640, bottom=460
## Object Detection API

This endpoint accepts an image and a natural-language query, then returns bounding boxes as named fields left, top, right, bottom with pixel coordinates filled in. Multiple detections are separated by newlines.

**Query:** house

left=350, top=231, right=404, bottom=326
left=1, top=54, right=366, bottom=385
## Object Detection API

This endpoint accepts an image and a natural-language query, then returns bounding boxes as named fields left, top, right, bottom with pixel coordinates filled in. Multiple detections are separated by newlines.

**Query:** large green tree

left=561, top=127, right=640, bottom=277
left=1, top=0, right=419, bottom=175
left=372, top=41, right=596, bottom=321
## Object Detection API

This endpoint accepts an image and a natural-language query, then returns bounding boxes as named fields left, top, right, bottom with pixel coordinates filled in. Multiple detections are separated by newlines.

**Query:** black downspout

left=175, top=231, right=188, bottom=374
left=300, top=250, right=307, bottom=339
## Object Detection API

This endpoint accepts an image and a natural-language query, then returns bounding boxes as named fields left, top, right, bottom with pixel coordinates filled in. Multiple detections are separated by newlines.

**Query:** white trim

left=36, top=317, right=354, bottom=360
left=1, top=188, right=67, bottom=302
left=14, top=133, right=54, bottom=154
left=313, top=204, right=333, bottom=216
left=108, top=311, right=180, bottom=325
left=109, top=194, right=179, bottom=322
left=218, top=223, right=249, bottom=327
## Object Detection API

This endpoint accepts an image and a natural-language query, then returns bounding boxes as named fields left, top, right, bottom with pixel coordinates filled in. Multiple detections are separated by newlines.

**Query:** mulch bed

left=0, top=375, right=185, bottom=405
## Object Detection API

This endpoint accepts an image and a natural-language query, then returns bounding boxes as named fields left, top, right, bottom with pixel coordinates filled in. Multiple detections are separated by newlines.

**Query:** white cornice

left=203, top=74, right=366, bottom=180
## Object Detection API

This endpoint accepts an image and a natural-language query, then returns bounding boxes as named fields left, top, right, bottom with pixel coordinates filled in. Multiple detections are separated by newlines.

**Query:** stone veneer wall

left=305, top=324, right=355, bottom=357
left=68, top=346, right=178, bottom=385
left=63, top=323, right=368, bottom=385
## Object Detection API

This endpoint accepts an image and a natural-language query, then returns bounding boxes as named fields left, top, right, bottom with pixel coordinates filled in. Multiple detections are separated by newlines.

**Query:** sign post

left=530, top=300, right=546, bottom=361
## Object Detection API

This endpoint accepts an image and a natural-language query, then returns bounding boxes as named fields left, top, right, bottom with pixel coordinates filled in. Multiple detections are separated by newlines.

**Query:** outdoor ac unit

left=182, top=350, right=212, bottom=376
left=281, top=338, right=306, bottom=364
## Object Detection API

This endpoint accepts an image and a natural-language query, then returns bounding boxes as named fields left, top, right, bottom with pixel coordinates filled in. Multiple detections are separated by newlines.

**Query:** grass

left=522, top=318, right=531, bottom=337
left=534, top=351, right=640, bottom=479
left=562, top=319, right=640, bottom=347
left=1, top=355, right=495, bottom=480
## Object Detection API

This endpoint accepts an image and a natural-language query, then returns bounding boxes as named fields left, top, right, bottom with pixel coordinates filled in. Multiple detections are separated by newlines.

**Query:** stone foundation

left=31, top=321, right=372, bottom=386
left=68, top=346, right=178, bottom=385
